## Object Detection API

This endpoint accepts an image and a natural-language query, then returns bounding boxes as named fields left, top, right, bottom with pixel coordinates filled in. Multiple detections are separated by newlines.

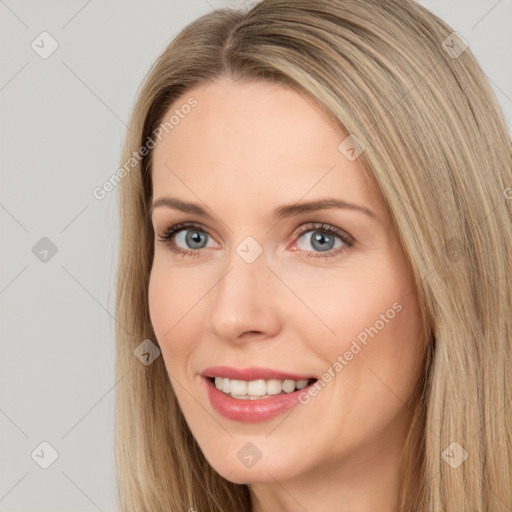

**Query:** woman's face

left=149, top=77, right=425, bottom=486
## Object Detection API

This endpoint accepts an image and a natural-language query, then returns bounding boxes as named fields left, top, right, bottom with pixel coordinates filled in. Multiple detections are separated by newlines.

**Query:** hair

left=114, top=0, right=512, bottom=510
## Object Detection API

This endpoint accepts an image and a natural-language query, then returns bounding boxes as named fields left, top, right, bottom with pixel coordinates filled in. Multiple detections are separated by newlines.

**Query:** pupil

left=312, top=231, right=333, bottom=252
left=187, top=230, right=205, bottom=248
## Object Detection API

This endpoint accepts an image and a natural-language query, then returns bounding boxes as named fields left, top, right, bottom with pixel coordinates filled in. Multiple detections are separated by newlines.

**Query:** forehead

left=151, top=78, right=382, bottom=217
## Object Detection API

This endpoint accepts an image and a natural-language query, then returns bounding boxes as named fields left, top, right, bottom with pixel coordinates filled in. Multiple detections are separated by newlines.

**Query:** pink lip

left=200, top=365, right=314, bottom=381
left=202, top=377, right=317, bottom=422
left=200, top=366, right=318, bottom=423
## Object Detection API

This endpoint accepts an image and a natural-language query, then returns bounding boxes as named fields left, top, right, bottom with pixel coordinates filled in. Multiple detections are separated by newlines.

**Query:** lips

left=200, top=365, right=315, bottom=381
left=200, top=365, right=319, bottom=422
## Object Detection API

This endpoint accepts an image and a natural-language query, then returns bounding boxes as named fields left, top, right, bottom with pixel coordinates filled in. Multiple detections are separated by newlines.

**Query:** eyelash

left=156, top=222, right=354, bottom=259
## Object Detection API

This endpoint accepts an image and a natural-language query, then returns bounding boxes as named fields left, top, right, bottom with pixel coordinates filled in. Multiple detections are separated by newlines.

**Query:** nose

left=207, top=252, right=282, bottom=344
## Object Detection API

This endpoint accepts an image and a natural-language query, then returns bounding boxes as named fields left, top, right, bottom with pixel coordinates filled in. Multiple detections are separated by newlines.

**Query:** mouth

left=201, top=369, right=319, bottom=423
left=207, top=376, right=318, bottom=400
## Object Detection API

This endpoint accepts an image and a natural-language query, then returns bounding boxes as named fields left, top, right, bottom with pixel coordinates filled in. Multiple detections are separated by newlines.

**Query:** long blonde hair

left=114, top=1, right=512, bottom=510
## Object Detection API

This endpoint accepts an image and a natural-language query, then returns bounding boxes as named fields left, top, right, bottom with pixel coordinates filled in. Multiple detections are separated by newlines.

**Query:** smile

left=201, top=366, right=319, bottom=422
left=211, top=376, right=314, bottom=399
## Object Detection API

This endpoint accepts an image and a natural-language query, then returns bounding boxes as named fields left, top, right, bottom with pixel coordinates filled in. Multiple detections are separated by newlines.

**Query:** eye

left=292, top=222, right=353, bottom=258
left=156, top=221, right=354, bottom=259
left=156, top=222, right=216, bottom=258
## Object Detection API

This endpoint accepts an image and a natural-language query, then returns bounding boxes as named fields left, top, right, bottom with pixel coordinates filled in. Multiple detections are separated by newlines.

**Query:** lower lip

left=203, top=377, right=315, bottom=423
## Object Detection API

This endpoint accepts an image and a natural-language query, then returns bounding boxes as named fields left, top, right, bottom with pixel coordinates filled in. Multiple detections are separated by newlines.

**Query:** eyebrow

left=150, top=196, right=377, bottom=222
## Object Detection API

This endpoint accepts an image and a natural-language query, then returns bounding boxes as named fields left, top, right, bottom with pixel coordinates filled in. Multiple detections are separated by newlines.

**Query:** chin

left=202, top=444, right=302, bottom=485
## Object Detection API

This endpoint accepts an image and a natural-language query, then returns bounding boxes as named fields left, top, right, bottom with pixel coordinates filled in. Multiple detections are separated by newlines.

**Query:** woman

left=114, top=0, right=512, bottom=510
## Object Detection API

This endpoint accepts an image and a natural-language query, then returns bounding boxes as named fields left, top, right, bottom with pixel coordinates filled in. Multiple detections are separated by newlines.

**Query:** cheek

left=281, top=258, right=413, bottom=351
left=341, top=271, right=423, bottom=407
left=148, top=262, right=205, bottom=365
left=288, top=252, right=423, bottom=390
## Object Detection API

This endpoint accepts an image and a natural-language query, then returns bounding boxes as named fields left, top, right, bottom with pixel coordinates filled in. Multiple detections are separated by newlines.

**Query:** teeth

left=267, top=379, right=283, bottom=395
left=247, top=379, right=267, bottom=396
left=282, top=379, right=296, bottom=393
left=230, top=379, right=247, bottom=396
left=213, top=376, right=312, bottom=398
left=296, top=379, right=308, bottom=390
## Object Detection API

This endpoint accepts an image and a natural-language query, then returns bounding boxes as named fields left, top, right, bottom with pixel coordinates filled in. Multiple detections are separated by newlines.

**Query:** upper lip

left=201, top=366, right=315, bottom=381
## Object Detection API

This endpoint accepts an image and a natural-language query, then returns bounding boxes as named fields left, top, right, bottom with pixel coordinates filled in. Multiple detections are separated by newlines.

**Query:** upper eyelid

left=158, top=221, right=353, bottom=245
left=156, top=222, right=355, bottom=263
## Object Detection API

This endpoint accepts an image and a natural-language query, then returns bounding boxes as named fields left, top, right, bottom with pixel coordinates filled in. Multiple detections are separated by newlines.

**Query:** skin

left=148, top=76, right=426, bottom=512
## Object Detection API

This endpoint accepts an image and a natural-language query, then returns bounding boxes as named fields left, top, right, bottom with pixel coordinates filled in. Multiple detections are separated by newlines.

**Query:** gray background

left=1, top=1, right=510, bottom=511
